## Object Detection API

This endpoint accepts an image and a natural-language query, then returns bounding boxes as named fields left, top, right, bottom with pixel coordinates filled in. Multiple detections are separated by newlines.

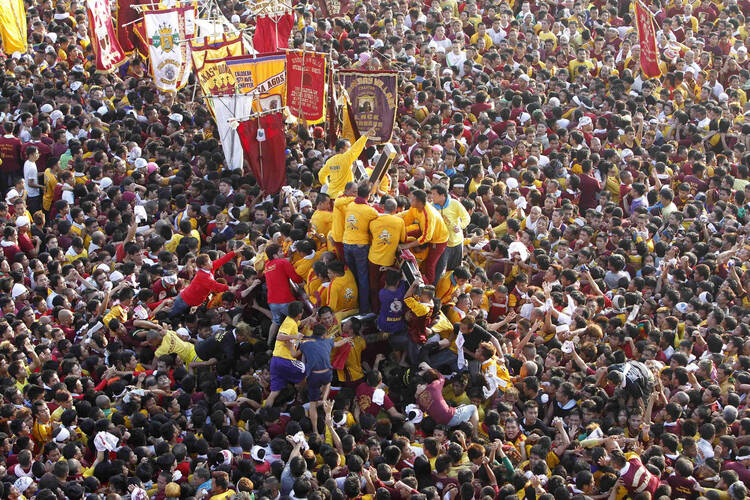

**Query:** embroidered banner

left=634, top=0, right=662, bottom=79
left=225, top=53, right=286, bottom=113
left=338, top=70, right=399, bottom=145
left=86, top=0, right=127, bottom=72
left=144, top=4, right=196, bottom=92
left=286, top=50, right=327, bottom=124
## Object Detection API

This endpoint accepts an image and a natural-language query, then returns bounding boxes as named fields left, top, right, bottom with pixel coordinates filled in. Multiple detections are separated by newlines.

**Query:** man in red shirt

left=169, top=247, right=240, bottom=318
left=263, top=243, right=303, bottom=346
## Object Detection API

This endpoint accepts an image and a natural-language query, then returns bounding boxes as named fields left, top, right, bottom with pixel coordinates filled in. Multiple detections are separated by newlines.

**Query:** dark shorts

left=270, top=357, right=305, bottom=391
left=307, top=369, right=333, bottom=401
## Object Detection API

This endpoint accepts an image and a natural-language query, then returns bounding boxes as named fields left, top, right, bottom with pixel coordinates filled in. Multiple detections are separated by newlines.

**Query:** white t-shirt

left=23, top=160, right=40, bottom=197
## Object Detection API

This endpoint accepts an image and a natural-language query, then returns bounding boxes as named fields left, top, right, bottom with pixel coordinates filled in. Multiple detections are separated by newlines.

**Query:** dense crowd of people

left=0, top=0, right=748, bottom=499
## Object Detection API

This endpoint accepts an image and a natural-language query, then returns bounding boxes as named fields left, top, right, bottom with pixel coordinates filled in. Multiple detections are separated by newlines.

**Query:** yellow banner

left=225, top=53, right=286, bottom=113
left=191, top=35, right=244, bottom=73
left=0, top=0, right=26, bottom=54
left=197, top=57, right=236, bottom=96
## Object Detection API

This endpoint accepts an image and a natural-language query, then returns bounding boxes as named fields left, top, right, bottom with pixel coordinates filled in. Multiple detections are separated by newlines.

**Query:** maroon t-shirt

left=416, top=375, right=455, bottom=425
left=355, top=382, right=395, bottom=416
left=0, top=135, right=22, bottom=173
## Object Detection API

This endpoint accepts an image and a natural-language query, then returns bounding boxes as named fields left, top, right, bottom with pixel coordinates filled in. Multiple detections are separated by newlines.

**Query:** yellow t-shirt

left=155, top=330, right=199, bottom=367
left=310, top=210, right=333, bottom=236
left=368, top=214, right=406, bottom=266
left=273, top=316, right=299, bottom=360
left=332, top=196, right=355, bottom=243
left=343, top=202, right=379, bottom=245
left=43, top=169, right=58, bottom=211
left=326, top=270, right=358, bottom=313
left=102, top=304, right=127, bottom=328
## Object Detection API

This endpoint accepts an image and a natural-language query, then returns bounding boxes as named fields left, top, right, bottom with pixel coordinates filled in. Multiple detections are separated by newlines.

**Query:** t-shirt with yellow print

left=335, top=334, right=365, bottom=382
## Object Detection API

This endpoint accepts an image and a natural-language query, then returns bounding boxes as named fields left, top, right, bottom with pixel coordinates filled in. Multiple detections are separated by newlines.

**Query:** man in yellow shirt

left=324, top=260, right=358, bottom=317
left=343, top=183, right=379, bottom=314
left=398, top=189, right=449, bottom=285
left=266, top=301, right=306, bottom=407
left=431, top=184, right=470, bottom=273
left=330, top=182, right=357, bottom=261
left=146, top=328, right=210, bottom=370
left=317, top=127, right=374, bottom=198
left=310, top=193, right=333, bottom=238
left=368, top=198, right=406, bottom=311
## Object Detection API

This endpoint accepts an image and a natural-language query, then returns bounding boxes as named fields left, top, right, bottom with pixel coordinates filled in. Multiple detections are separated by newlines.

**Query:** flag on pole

left=633, top=0, right=662, bottom=79
left=144, top=4, right=196, bottom=92
left=237, top=113, right=287, bottom=194
left=253, top=13, right=294, bottom=53
left=86, top=0, right=127, bottom=72
left=286, top=50, right=327, bottom=124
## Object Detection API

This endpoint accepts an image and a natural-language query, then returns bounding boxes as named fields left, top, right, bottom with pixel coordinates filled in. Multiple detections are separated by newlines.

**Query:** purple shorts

left=270, top=357, right=305, bottom=391
left=307, top=369, right=332, bottom=401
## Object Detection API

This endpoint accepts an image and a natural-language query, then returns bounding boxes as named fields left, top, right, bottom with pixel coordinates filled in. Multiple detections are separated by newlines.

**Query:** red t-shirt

left=263, top=258, right=303, bottom=304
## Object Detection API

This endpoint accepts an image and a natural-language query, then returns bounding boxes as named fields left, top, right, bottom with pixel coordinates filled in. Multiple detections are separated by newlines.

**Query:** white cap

left=405, top=403, right=424, bottom=424
left=506, top=177, right=519, bottom=189
left=109, top=271, right=124, bottom=282
left=168, top=112, right=183, bottom=123
left=14, top=477, right=33, bottom=493
left=250, top=445, right=266, bottom=462
left=70, top=81, right=82, bottom=91
left=15, top=215, right=29, bottom=227
left=45, top=45, right=56, bottom=54
left=46, top=32, right=58, bottom=43
left=675, top=302, right=688, bottom=314
left=71, top=64, right=84, bottom=73
left=5, top=188, right=20, bottom=203
left=40, top=103, right=54, bottom=113
left=175, top=327, right=190, bottom=338
left=219, top=389, right=237, bottom=402
left=11, top=283, right=27, bottom=298
left=579, top=116, right=592, bottom=128
left=299, top=199, right=312, bottom=210
left=519, top=73, right=530, bottom=82
left=134, top=158, right=148, bottom=169
left=99, top=177, right=113, bottom=189
left=231, top=13, right=240, bottom=23
left=97, top=263, right=111, bottom=272
left=620, top=148, right=634, bottom=159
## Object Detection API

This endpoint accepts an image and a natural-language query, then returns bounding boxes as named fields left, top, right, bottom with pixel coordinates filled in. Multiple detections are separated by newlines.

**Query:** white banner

left=144, top=5, right=195, bottom=92
left=208, top=95, right=253, bottom=170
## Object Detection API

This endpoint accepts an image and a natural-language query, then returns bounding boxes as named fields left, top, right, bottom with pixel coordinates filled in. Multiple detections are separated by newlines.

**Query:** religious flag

left=86, top=0, right=127, bottom=72
left=191, top=33, right=244, bottom=73
left=225, top=53, right=286, bottom=113
left=253, top=13, right=294, bottom=53
left=286, top=50, right=327, bottom=124
left=144, top=4, right=196, bottom=92
left=237, top=113, right=287, bottom=194
left=633, top=0, right=662, bottom=79
left=338, top=70, right=398, bottom=145
left=0, top=0, right=26, bottom=54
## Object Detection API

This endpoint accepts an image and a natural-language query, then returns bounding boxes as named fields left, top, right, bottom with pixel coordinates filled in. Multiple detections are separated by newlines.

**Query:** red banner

left=286, top=50, right=327, bottom=124
left=237, top=113, right=287, bottom=194
left=634, top=0, right=662, bottom=79
left=86, top=0, right=127, bottom=72
left=253, top=13, right=294, bottom=53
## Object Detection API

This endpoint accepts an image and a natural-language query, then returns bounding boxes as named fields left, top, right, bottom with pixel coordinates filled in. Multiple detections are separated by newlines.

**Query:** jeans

left=344, top=243, right=370, bottom=314
left=269, top=302, right=291, bottom=325
left=168, top=294, right=190, bottom=318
